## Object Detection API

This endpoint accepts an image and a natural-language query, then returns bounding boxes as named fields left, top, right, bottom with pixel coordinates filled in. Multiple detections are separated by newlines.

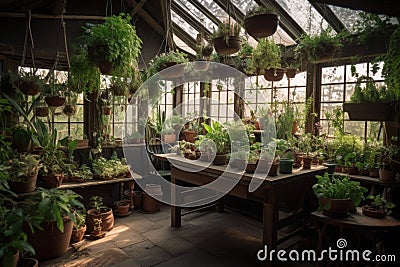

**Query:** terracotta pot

left=34, top=107, right=49, bottom=117
left=244, top=13, right=279, bottom=38
left=63, top=104, right=76, bottom=117
left=9, top=173, right=38, bottom=194
left=25, top=218, right=73, bottom=260
left=184, top=130, right=196, bottom=143
left=70, top=224, right=86, bottom=243
left=285, top=68, right=298, bottom=79
left=142, top=192, right=162, bottom=213
left=379, top=166, right=396, bottom=182
left=76, top=139, right=89, bottom=148
left=264, top=68, right=285, bottom=82
left=320, top=198, right=353, bottom=218
left=362, top=206, right=386, bottom=218
left=102, top=106, right=112, bottom=115
left=19, top=80, right=41, bottom=95
left=303, top=157, right=313, bottom=169
left=161, top=134, right=176, bottom=144
left=43, top=174, right=64, bottom=189
left=45, top=96, right=66, bottom=107
left=268, top=162, right=279, bottom=176
left=369, top=168, right=380, bottom=178
left=86, top=208, right=114, bottom=233
left=334, top=164, right=342, bottom=173
left=115, top=200, right=131, bottom=215
left=293, top=153, right=303, bottom=168
left=213, top=154, right=227, bottom=165
left=213, top=36, right=241, bottom=55
left=133, top=191, right=143, bottom=210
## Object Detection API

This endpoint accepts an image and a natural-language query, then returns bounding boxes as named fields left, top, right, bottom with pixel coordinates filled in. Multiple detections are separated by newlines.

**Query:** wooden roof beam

left=255, top=0, right=304, bottom=40
left=310, top=2, right=347, bottom=33
left=172, top=22, right=198, bottom=52
left=186, top=0, right=222, bottom=27
left=130, top=0, right=148, bottom=16
left=171, top=1, right=212, bottom=37
left=311, top=0, right=400, bottom=17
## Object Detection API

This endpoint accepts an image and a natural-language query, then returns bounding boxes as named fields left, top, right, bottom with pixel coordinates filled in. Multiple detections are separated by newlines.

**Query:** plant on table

left=362, top=194, right=396, bottom=217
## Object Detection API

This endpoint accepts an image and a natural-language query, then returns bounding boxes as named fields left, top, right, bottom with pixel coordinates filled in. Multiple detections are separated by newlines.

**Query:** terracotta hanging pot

left=244, top=13, right=279, bottom=38
left=63, top=104, right=76, bottom=117
left=285, top=68, right=298, bottom=79
left=45, top=96, right=66, bottom=107
left=264, top=68, right=285, bottom=82
left=213, top=36, right=241, bottom=55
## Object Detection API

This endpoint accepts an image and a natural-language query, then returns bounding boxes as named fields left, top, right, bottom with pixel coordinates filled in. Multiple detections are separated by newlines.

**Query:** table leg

left=171, top=176, right=181, bottom=228
left=127, top=181, right=134, bottom=210
left=263, top=202, right=278, bottom=249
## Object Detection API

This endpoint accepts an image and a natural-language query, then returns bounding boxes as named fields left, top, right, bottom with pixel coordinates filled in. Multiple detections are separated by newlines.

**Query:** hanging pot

left=102, top=106, right=113, bottom=116
left=34, top=106, right=49, bottom=117
left=88, top=44, right=113, bottom=75
left=45, top=96, right=66, bottom=107
left=264, top=68, right=285, bottom=82
left=244, top=13, right=279, bottom=38
left=63, top=104, right=76, bottom=117
left=285, top=68, right=298, bottom=79
left=213, top=36, right=242, bottom=55
left=19, top=80, right=41, bottom=96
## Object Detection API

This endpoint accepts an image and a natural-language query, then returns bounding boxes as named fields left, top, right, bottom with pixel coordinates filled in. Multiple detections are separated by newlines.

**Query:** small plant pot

left=369, top=168, right=380, bottom=178
left=213, top=154, right=227, bottom=165
left=71, top=224, right=87, bottom=243
left=102, top=106, right=113, bottom=115
left=76, top=139, right=89, bottom=148
left=115, top=200, right=131, bottom=215
left=293, top=153, right=303, bottom=168
left=17, top=257, right=39, bottom=267
left=362, top=206, right=386, bottom=218
left=19, top=80, right=41, bottom=95
left=63, top=104, right=76, bottom=117
left=323, top=162, right=337, bottom=174
left=268, top=162, right=279, bottom=176
left=184, top=130, right=196, bottom=143
left=133, top=191, right=143, bottom=210
left=161, top=134, right=176, bottom=144
left=285, top=68, right=298, bottom=79
left=43, top=173, right=64, bottom=189
left=9, top=173, right=38, bottom=194
left=213, top=36, right=242, bottom=55
left=302, top=156, right=313, bottom=169
left=45, top=96, right=66, bottom=107
left=279, top=158, right=294, bottom=174
left=379, top=166, right=396, bottom=182
left=321, top=198, right=354, bottom=218
left=334, top=164, right=342, bottom=173
left=86, top=208, right=114, bottom=233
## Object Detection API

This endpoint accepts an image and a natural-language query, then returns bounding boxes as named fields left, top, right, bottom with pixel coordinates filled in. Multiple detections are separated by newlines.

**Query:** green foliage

left=6, top=154, right=41, bottom=182
left=352, top=12, right=396, bottom=45
left=212, top=21, right=241, bottom=39
left=201, top=120, right=230, bottom=154
left=23, top=188, right=84, bottom=233
left=382, top=26, right=400, bottom=102
left=274, top=100, right=295, bottom=140
left=249, top=38, right=281, bottom=74
left=146, top=51, right=188, bottom=78
left=350, top=76, right=393, bottom=103
left=365, top=195, right=396, bottom=215
left=313, top=173, right=368, bottom=208
left=245, top=5, right=275, bottom=19
left=90, top=195, right=105, bottom=212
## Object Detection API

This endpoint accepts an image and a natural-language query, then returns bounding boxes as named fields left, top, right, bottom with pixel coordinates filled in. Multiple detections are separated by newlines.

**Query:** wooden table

left=312, top=207, right=400, bottom=253
left=156, top=154, right=327, bottom=249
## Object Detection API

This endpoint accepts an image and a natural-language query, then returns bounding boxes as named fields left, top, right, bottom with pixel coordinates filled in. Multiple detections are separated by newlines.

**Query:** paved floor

left=40, top=205, right=315, bottom=267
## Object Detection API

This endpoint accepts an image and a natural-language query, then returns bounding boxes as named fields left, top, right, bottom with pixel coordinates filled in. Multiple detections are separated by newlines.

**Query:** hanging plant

left=146, top=51, right=189, bottom=79
left=211, top=22, right=242, bottom=55
left=244, top=6, right=279, bottom=39
left=249, top=38, right=281, bottom=75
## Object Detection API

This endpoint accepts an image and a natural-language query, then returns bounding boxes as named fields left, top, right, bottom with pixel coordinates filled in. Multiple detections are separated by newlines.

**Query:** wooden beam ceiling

left=171, top=1, right=212, bottom=37
left=311, top=0, right=400, bottom=17
left=172, top=22, right=198, bottom=52
left=310, top=2, right=347, bottom=33
left=130, top=0, right=148, bottom=16
left=186, top=0, right=221, bottom=27
left=255, top=0, right=304, bottom=40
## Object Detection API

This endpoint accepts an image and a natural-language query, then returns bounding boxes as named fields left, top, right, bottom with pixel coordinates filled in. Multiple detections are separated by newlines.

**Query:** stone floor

left=40, top=205, right=315, bottom=267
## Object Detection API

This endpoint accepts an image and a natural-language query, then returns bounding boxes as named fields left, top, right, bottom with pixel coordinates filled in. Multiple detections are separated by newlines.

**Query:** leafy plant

left=365, top=195, right=396, bottom=215
left=350, top=76, right=392, bottom=103
left=201, top=120, right=230, bottom=155
left=7, top=154, right=41, bottom=182
left=22, top=188, right=85, bottom=233
left=146, top=51, right=188, bottom=78
left=382, top=25, right=400, bottom=102
left=248, top=38, right=281, bottom=74
left=312, top=173, right=368, bottom=210
left=244, top=5, right=275, bottom=19
left=212, top=21, right=241, bottom=39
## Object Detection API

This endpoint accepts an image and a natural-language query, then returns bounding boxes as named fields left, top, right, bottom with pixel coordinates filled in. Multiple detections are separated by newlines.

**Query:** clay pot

left=184, top=130, right=196, bottom=143
left=379, top=165, right=396, bottom=182
left=264, top=68, right=285, bottom=82
left=285, top=68, right=298, bottom=79
left=293, top=153, right=303, bottom=168
left=213, top=36, right=241, bottom=55
left=45, top=96, right=66, bottom=107
left=133, top=191, right=143, bottom=210
left=142, top=184, right=163, bottom=213
left=244, top=13, right=279, bottom=38
left=43, top=174, right=64, bottom=189
left=161, top=134, right=176, bottom=144
left=268, top=162, right=279, bottom=176
left=302, top=156, right=313, bottom=169
left=19, top=80, right=41, bottom=95
left=86, top=208, right=114, bottom=233
left=9, top=173, right=38, bottom=194
left=16, top=257, right=39, bottom=267
left=115, top=200, right=131, bottom=215
left=362, top=206, right=386, bottom=218
left=70, top=224, right=86, bottom=243
left=320, top=198, right=354, bottom=218
left=34, top=107, right=49, bottom=117
left=63, top=104, right=76, bottom=117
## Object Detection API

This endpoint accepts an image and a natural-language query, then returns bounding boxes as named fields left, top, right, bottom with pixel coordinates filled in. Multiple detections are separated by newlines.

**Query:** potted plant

left=81, top=13, right=142, bottom=75
left=109, top=76, right=129, bottom=97
left=22, top=188, right=85, bottom=260
left=201, top=120, right=231, bottom=165
left=212, top=21, right=241, bottom=55
left=312, top=173, right=368, bottom=217
left=7, top=153, right=41, bottom=194
left=244, top=6, right=279, bottom=39
left=43, top=82, right=66, bottom=108
left=248, top=38, right=281, bottom=79
left=70, top=207, right=87, bottom=243
left=161, top=127, right=176, bottom=144
left=86, top=195, right=114, bottom=233
left=184, top=119, right=202, bottom=143
left=125, top=131, right=144, bottom=144
left=9, top=69, right=44, bottom=96
left=89, top=217, right=105, bottom=239
left=114, top=199, right=131, bottom=216
left=362, top=195, right=396, bottom=218
left=0, top=171, right=35, bottom=267
left=146, top=50, right=189, bottom=79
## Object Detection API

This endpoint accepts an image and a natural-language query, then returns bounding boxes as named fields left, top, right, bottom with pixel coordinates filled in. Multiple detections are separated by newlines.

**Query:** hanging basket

left=285, top=68, right=298, bottom=79
left=63, top=104, right=76, bottom=117
left=343, top=103, right=393, bottom=121
left=88, top=44, right=113, bottom=75
left=35, top=106, right=49, bottom=117
left=213, top=36, right=242, bottom=55
left=244, top=13, right=279, bottom=38
left=19, top=80, right=41, bottom=96
left=45, top=96, right=65, bottom=107
left=264, top=68, right=285, bottom=82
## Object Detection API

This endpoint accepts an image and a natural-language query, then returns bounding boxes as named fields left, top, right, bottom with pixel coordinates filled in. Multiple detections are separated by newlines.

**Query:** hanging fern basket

left=213, top=36, right=241, bottom=55
left=244, top=14, right=279, bottom=38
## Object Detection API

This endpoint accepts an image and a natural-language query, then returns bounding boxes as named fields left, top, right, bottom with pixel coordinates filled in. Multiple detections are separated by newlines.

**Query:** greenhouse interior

left=1, top=0, right=400, bottom=266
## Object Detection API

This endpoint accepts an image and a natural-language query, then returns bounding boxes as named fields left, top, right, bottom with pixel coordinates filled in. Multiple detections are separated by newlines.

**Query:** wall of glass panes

left=209, top=79, right=235, bottom=122
left=182, top=82, right=201, bottom=116
left=244, top=72, right=307, bottom=127
left=319, top=62, right=385, bottom=138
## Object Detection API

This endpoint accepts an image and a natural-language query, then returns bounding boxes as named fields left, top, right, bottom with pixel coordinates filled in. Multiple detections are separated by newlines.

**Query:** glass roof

left=169, top=0, right=397, bottom=54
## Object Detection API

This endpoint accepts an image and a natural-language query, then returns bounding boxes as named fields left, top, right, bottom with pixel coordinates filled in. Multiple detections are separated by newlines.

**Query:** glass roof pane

left=196, top=0, right=230, bottom=21
left=175, top=0, right=217, bottom=33
left=231, top=0, right=258, bottom=15
left=275, top=0, right=331, bottom=35
left=173, top=35, right=196, bottom=55
left=171, top=10, right=199, bottom=37
left=328, top=5, right=361, bottom=32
